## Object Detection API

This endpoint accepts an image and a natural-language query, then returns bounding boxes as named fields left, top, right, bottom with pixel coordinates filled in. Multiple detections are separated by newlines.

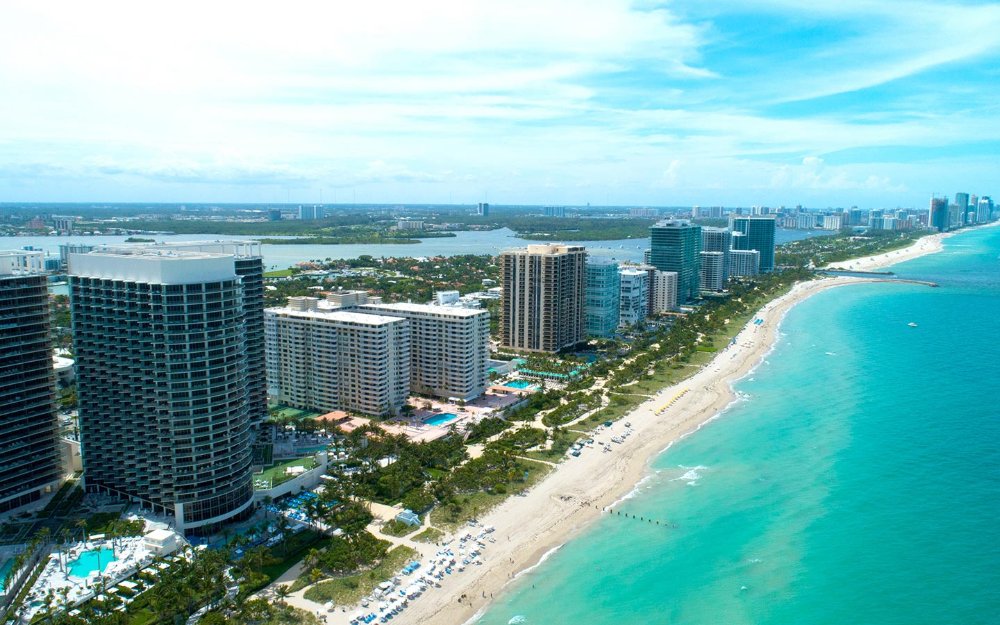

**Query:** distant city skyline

left=1, top=1, right=997, bottom=206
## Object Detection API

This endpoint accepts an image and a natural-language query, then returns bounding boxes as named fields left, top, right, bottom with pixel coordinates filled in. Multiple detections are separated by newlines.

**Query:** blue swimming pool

left=0, top=558, right=12, bottom=592
left=504, top=380, right=538, bottom=390
left=425, top=413, right=458, bottom=426
left=67, top=548, right=116, bottom=578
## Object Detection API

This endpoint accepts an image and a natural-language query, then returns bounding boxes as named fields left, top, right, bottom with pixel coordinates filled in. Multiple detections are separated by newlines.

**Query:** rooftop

left=0, top=250, right=45, bottom=276
left=502, top=243, right=587, bottom=256
left=363, top=301, right=488, bottom=318
left=266, top=306, right=406, bottom=326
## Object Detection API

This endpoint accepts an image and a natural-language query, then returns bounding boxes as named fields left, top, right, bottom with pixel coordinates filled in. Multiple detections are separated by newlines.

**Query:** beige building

left=265, top=297, right=410, bottom=417
left=650, top=269, right=679, bottom=313
left=500, top=244, right=586, bottom=353
left=357, top=302, right=490, bottom=401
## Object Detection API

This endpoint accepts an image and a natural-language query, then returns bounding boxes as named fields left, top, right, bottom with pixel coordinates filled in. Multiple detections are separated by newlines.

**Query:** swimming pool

left=424, top=413, right=458, bottom=426
left=0, top=558, right=12, bottom=592
left=504, top=380, right=538, bottom=390
left=67, top=548, right=116, bottom=579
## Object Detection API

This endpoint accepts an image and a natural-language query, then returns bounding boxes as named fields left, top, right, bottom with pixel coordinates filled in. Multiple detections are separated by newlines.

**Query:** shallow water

left=477, top=225, right=1000, bottom=625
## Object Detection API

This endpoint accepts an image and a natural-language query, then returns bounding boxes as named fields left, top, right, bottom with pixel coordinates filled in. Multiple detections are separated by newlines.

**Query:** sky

left=0, top=0, right=998, bottom=208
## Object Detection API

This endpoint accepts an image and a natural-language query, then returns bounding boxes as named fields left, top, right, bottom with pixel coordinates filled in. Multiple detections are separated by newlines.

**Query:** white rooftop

left=0, top=250, right=45, bottom=276
left=363, top=301, right=488, bottom=317
left=266, top=306, right=405, bottom=326
left=69, top=249, right=238, bottom=284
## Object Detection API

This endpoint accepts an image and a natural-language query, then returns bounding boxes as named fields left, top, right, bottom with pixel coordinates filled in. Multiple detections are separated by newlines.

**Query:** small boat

left=908, top=322, right=918, bottom=327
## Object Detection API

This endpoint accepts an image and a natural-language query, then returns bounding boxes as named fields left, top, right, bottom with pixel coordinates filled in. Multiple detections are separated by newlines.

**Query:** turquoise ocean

left=476, top=226, right=1000, bottom=625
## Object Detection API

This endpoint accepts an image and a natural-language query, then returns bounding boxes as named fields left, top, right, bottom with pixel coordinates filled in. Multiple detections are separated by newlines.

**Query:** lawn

left=264, top=268, right=297, bottom=278
left=256, top=456, right=319, bottom=488
left=302, top=545, right=418, bottom=605
left=411, top=527, right=444, bottom=544
left=269, top=406, right=323, bottom=421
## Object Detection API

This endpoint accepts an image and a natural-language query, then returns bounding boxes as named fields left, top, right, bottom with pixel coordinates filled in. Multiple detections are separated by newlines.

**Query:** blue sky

left=0, top=0, right=997, bottom=207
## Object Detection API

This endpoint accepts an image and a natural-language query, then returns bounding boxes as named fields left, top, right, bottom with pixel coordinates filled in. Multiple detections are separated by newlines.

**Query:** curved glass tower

left=69, top=248, right=254, bottom=532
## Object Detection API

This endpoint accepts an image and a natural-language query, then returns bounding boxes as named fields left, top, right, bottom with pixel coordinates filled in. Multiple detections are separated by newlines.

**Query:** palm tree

left=275, top=516, right=291, bottom=556
left=58, top=527, right=73, bottom=573
left=275, top=585, right=291, bottom=604
left=76, top=518, right=89, bottom=544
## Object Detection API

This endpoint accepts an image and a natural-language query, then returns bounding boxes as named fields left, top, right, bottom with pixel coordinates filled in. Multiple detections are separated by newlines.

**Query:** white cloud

left=0, top=0, right=995, bottom=205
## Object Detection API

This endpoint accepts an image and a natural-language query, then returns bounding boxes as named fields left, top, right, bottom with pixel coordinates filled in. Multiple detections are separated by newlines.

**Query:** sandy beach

left=823, top=221, right=998, bottom=271
left=290, top=227, right=975, bottom=625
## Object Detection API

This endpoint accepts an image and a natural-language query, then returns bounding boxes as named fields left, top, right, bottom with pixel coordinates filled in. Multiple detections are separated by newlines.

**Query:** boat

left=908, top=322, right=918, bottom=327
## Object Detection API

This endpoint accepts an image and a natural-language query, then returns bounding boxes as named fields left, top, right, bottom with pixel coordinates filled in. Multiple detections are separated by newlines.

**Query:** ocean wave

left=508, top=616, right=528, bottom=625
left=608, top=473, right=657, bottom=509
left=461, top=606, right=489, bottom=625
left=512, top=544, right=564, bottom=582
left=671, top=464, right=707, bottom=486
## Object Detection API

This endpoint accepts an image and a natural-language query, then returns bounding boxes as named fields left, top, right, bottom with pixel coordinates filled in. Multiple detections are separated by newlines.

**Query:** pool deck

left=19, top=535, right=161, bottom=622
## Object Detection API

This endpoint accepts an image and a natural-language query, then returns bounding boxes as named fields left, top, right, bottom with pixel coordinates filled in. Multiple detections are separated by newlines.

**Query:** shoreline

left=299, top=225, right=983, bottom=625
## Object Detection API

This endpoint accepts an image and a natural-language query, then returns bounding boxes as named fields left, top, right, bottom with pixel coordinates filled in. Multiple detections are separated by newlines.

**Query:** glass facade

left=585, top=259, right=620, bottom=338
left=0, top=268, right=61, bottom=513
left=650, top=220, right=702, bottom=304
left=71, top=255, right=255, bottom=532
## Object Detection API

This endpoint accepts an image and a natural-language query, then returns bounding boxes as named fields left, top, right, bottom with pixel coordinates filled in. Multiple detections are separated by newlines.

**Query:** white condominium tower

left=357, top=302, right=490, bottom=401
left=69, top=248, right=256, bottom=533
left=265, top=298, right=410, bottom=416
left=618, top=268, right=649, bottom=328
left=500, top=244, right=587, bottom=353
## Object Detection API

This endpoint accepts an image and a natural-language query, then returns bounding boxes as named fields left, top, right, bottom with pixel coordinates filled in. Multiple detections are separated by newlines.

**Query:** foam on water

left=671, top=465, right=708, bottom=486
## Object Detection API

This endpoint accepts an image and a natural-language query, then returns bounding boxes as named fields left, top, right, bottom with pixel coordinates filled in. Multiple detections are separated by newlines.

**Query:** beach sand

left=823, top=222, right=998, bottom=271
left=303, top=228, right=974, bottom=625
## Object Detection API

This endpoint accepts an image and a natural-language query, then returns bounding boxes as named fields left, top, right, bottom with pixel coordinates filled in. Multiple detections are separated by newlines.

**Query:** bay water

left=476, top=225, right=1000, bottom=625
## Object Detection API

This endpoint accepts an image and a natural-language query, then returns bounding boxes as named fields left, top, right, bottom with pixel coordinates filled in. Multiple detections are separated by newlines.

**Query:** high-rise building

left=699, top=251, right=726, bottom=292
left=929, top=196, right=950, bottom=232
left=822, top=214, right=843, bottom=230
left=618, top=268, right=649, bottom=327
left=729, top=250, right=761, bottom=277
left=649, top=270, right=679, bottom=313
left=59, top=243, right=95, bottom=271
left=477, top=202, right=490, bottom=217
left=584, top=259, right=620, bottom=339
left=0, top=251, right=61, bottom=513
left=140, top=241, right=267, bottom=432
left=543, top=206, right=567, bottom=218
left=356, top=302, right=490, bottom=402
left=500, top=244, right=586, bottom=353
left=649, top=220, right=702, bottom=304
left=978, top=196, right=994, bottom=223
left=955, top=193, right=970, bottom=225
left=729, top=216, right=776, bottom=272
left=299, top=205, right=324, bottom=220
left=69, top=248, right=256, bottom=533
left=848, top=208, right=867, bottom=226
left=701, top=227, right=732, bottom=283
left=265, top=298, right=410, bottom=416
